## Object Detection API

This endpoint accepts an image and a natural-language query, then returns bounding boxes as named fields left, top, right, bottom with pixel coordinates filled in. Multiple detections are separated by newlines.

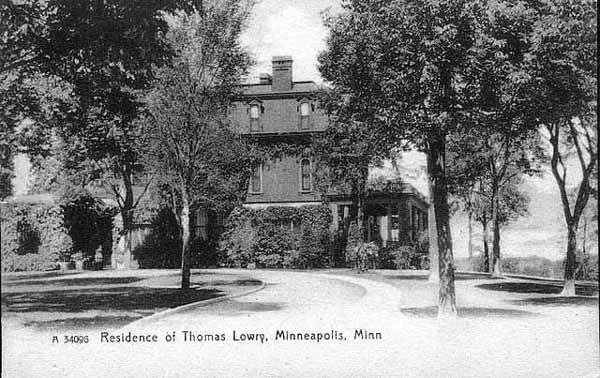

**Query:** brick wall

left=245, top=154, right=320, bottom=204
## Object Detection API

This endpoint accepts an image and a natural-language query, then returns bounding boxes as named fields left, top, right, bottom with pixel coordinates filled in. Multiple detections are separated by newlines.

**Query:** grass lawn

left=1, top=269, right=261, bottom=332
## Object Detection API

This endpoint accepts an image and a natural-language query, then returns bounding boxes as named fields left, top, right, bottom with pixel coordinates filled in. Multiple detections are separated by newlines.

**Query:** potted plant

left=71, top=252, right=84, bottom=271
left=58, top=251, right=74, bottom=271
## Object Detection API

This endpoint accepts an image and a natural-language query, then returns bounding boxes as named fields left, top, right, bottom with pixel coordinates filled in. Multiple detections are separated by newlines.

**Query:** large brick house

left=196, top=56, right=429, bottom=247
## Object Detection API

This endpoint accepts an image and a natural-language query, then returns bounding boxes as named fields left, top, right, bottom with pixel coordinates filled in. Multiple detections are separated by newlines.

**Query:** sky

left=240, top=0, right=342, bottom=84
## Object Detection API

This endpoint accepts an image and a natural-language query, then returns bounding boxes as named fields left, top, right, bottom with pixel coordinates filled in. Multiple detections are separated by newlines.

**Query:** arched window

left=300, top=159, right=311, bottom=192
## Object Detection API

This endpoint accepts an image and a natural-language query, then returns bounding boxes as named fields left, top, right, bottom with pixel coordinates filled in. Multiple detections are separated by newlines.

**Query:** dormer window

left=300, top=159, right=311, bottom=192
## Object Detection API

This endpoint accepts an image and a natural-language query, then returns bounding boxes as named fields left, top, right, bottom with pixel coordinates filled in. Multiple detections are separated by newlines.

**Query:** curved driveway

left=4, top=269, right=598, bottom=378
left=132, top=269, right=405, bottom=330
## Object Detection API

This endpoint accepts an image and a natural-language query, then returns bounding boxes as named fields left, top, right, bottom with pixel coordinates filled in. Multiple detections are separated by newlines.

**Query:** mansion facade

left=197, top=56, right=429, bottom=247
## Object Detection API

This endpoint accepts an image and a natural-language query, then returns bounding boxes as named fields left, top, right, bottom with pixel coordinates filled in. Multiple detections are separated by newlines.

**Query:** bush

left=219, top=205, right=332, bottom=269
left=62, top=196, right=115, bottom=261
left=574, top=252, right=598, bottom=282
left=133, top=208, right=182, bottom=269
left=502, top=256, right=555, bottom=277
left=1, top=203, right=73, bottom=272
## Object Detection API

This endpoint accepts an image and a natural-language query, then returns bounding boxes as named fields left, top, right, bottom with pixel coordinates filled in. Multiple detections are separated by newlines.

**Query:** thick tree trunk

left=482, top=218, right=490, bottom=273
left=427, top=153, right=439, bottom=283
left=117, top=169, right=135, bottom=269
left=429, top=134, right=456, bottom=317
left=180, top=191, right=191, bottom=290
left=560, top=223, right=578, bottom=296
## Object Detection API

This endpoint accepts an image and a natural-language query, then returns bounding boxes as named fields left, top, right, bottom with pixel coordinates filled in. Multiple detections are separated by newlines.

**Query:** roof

left=239, top=81, right=318, bottom=97
left=326, top=178, right=429, bottom=206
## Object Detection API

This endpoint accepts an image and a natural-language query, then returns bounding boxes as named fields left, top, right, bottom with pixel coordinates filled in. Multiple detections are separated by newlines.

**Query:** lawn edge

left=121, top=279, right=266, bottom=328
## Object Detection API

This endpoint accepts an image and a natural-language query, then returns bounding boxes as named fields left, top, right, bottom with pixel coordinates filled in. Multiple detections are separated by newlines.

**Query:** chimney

left=259, top=73, right=272, bottom=85
left=271, top=56, right=293, bottom=92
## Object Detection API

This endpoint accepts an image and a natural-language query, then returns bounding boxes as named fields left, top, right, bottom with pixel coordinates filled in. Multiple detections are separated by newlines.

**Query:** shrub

left=1, top=203, right=73, bottom=272
left=133, top=208, right=182, bottom=269
left=502, top=256, right=555, bottom=277
left=574, top=252, right=598, bottom=282
left=219, top=205, right=332, bottom=269
left=62, top=196, right=115, bottom=261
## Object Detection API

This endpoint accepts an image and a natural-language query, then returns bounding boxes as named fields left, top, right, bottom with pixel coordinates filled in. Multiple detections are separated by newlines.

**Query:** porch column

left=386, top=202, right=392, bottom=246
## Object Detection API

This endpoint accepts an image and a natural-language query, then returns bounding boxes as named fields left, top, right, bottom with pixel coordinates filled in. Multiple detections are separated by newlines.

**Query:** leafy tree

left=313, top=89, right=388, bottom=246
left=0, top=0, right=59, bottom=199
left=524, top=0, right=597, bottom=295
left=448, top=128, right=542, bottom=276
left=23, top=0, right=194, bottom=266
left=319, top=0, right=479, bottom=316
left=139, top=2, right=259, bottom=289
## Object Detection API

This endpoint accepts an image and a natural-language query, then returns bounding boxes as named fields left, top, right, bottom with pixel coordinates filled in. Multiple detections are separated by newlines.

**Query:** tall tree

left=26, top=0, right=194, bottom=266
left=1, top=0, right=46, bottom=199
left=313, top=89, right=388, bottom=245
left=320, top=0, right=477, bottom=317
left=525, top=0, right=597, bottom=295
left=140, top=2, right=258, bottom=289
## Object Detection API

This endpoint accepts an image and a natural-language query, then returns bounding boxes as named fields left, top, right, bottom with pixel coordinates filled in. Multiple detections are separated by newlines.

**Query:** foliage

left=1, top=203, right=72, bottom=271
left=219, top=205, right=332, bottom=269
left=379, top=233, right=429, bottom=270
left=573, top=253, right=598, bottom=282
left=344, top=221, right=379, bottom=271
left=523, top=0, right=597, bottom=285
left=62, top=196, right=116, bottom=260
left=130, top=208, right=181, bottom=269
left=501, top=256, right=555, bottom=278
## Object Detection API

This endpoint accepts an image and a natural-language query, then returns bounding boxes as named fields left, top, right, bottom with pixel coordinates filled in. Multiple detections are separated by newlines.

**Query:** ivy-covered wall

left=218, top=205, right=333, bottom=269
left=1, top=203, right=72, bottom=272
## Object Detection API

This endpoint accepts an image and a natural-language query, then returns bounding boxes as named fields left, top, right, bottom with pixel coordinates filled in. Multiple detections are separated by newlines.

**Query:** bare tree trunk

left=491, top=190, right=502, bottom=277
left=467, top=210, right=473, bottom=259
left=482, top=217, right=490, bottom=273
left=117, top=169, right=135, bottom=269
left=561, top=223, right=578, bottom=296
left=547, top=123, right=596, bottom=296
left=429, top=134, right=456, bottom=317
left=427, top=153, right=439, bottom=283
left=180, top=190, right=191, bottom=290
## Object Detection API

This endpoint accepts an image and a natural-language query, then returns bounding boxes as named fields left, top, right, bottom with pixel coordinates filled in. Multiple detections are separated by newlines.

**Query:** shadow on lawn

left=476, top=282, right=598, bottom=296
left=1, top=271, right=83, bottom=282
left=194, top=299, right=285, bottom=316
left=2, top=277, right=145, bottom=288
left=23, top=315, right=143, bottom=331
left=400, top=306, right=538, bottom=318
left=509, top=296, right=599, bottom=306
left=1, top=287, right=225, bottom=313
left=383, top=273, right=498, bottom=281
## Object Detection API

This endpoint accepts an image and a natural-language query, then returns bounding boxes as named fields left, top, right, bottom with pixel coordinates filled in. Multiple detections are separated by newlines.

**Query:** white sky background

left=240, top=0, right=342, bottom=83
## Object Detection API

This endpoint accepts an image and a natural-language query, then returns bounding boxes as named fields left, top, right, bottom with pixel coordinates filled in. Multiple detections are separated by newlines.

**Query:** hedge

left=219, top=205, right=332, bottom=269
left=1, top=203, right=72, bottom=272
